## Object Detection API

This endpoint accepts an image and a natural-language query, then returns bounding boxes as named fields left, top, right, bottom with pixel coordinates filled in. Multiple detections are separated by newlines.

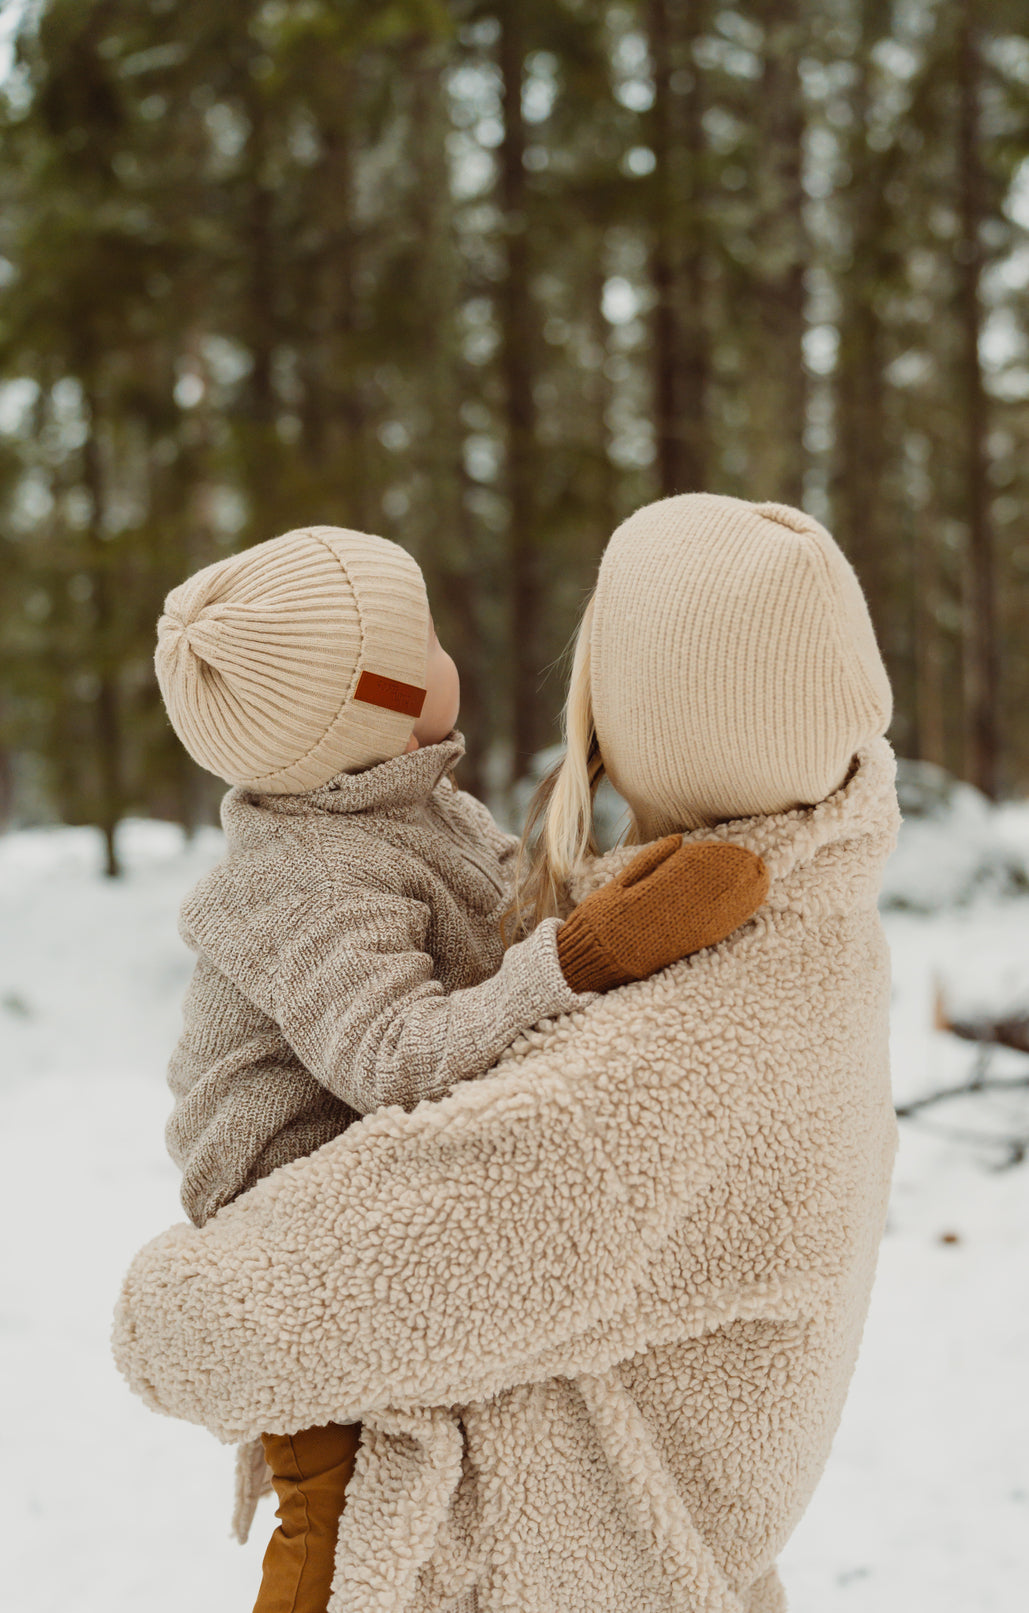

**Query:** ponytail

left=501, top=593, right=637, bottom=942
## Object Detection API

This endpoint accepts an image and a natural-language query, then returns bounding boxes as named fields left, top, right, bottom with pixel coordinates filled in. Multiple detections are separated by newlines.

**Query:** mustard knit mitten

left=557, top=836, right=769, bottom=995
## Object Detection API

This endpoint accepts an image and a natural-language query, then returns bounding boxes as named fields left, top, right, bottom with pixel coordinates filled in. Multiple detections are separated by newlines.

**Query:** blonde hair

left=501, top=591, right=641, bottom=944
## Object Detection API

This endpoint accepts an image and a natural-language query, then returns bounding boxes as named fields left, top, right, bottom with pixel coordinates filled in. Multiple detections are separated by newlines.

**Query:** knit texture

left=155, top=525, right=430, bottom=793
left=592, top=493, right=893, bottom=836
left=557, top=836, right=770, bottom=993
left=166, top=731, right=595, bottom=1228
left=114, top=737, right=901, bottom=1613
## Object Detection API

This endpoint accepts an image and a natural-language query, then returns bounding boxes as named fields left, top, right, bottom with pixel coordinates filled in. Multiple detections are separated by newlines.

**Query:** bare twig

left=893, top=1114, right=1029, bottom=1172
left=895, top=1073, right=1029, bottom=1118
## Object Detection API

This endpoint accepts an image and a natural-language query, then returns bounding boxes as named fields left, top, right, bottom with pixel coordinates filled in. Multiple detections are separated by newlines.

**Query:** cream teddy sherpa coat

left=113, top=736, right=900, bottom=1613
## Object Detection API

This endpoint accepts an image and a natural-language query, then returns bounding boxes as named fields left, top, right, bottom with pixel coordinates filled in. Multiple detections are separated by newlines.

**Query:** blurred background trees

left=1, top=0, right=1027, bottom=873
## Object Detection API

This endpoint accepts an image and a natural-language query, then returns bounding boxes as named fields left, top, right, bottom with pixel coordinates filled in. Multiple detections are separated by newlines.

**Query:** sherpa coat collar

left=114, top=738, right=901, bottom=1613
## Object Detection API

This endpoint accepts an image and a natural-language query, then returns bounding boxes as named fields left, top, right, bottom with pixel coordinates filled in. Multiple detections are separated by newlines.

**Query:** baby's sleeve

left=165, top=954, right=357, bottom=1227
left=266, top=889, right=593, bottom=1113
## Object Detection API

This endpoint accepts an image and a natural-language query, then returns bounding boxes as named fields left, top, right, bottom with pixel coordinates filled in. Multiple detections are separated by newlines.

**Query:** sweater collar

left=309, top=729, right=466, bottom=814
left=567, top=736, right=900, bottom=907
left=242, top=730, right=467, bottom=817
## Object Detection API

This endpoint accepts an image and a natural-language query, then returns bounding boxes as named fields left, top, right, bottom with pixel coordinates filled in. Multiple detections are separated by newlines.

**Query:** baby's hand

left=557, top=837, right=769, bottom=993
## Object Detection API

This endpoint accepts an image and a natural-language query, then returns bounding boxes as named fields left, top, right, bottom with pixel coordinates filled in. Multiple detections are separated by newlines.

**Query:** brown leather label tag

left=354, top=669, right=426, bottom=719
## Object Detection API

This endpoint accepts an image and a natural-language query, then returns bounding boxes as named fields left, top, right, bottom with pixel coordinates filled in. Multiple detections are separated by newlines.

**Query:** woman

left=114, top=491, right=900, bottom=1613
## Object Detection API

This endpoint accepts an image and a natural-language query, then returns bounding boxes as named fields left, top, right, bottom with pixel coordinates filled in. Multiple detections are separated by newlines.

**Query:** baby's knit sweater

left=166, top=731, right=591, bottom=1227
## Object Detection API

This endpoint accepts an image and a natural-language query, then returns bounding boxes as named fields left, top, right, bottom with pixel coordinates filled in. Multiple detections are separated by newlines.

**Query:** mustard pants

left=252, top=1422, right=363, bottom=1613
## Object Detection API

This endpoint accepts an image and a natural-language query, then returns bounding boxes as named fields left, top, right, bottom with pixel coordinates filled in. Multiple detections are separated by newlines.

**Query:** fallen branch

left=933, top=979, right=1029, bottom=1053
left=893, top=989, right=1029, bottom=1169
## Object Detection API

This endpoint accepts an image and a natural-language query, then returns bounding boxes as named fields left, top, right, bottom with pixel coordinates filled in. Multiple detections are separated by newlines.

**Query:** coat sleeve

left=180, top=863, right=594, bottom=1115
left=111, top=1025, right=697, bottom=1445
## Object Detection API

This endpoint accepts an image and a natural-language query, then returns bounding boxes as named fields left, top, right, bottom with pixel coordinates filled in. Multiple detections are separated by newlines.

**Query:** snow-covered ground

left=2, top=809, right=1028, bottom=1613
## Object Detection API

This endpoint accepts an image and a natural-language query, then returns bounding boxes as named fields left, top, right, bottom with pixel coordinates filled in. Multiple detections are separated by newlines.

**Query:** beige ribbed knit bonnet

left=155, top=525, right=430, bottom=792
left=591, top=493, right=892, bottom=835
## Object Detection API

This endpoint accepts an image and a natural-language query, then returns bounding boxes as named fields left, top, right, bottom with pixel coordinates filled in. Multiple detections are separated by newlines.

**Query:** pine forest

left=1, top=0, right=1028, bottom=873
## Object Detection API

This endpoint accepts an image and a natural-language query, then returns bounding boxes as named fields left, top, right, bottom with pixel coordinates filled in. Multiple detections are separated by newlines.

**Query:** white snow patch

left=883, top=761, right=1029, bottom=913
left=1, top=811, right=1027, bottom=1611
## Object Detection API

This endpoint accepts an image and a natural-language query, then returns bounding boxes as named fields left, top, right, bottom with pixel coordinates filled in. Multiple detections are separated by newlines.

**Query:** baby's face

left=406, top=615, right=460, bottom=750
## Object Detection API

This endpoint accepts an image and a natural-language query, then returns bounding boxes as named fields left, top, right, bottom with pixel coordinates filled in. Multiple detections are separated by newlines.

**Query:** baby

left=154, top=523, right=768, bottom=1613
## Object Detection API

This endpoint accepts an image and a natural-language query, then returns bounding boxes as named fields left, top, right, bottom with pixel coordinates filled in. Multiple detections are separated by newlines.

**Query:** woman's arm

left=113, top=1029, right=697, bottom=1445
left=112, top=849, right=773, bottom=1444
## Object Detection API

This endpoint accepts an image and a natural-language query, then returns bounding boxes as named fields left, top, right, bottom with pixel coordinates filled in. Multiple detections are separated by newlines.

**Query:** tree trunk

left=749, top=0, right=807, bottom=505
left=647, top=0, right=710, bottom=496
left=588, top=243, right=618, bottom=552
left=497, top=1, right=541, bottom=781
left=237, top=70, right=284, bottom=542
left=0, top=738, right=12, bottom=828
left=955, top=2, right=999, bottom=797
left=81, top=385, right=122, bottom=878
left=410, top=44, right=487, bottom=800
left=649, top=0, right=677, bottom=495
left=911, top=509, right=948, bottom=767
left=677, top=2, right=710, bottom=497
left=829, top=11, right=894, bottom=670
left=297, top=64, right=372, bottom=532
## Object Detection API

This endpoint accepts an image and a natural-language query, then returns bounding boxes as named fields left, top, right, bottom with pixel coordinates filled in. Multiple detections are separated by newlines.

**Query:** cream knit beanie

left=155, top=525, right=429, bottom=792
left=591, top=492, right=892, bottom=835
